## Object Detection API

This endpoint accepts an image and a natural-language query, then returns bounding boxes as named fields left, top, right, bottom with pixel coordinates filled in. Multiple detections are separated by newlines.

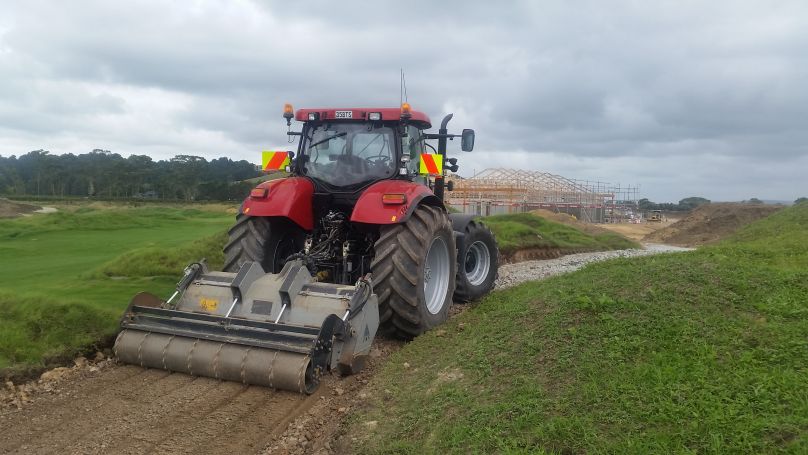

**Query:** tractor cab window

left=403, top=125, right=426, bottom=178
left=301, top=123, right=396, bottom=187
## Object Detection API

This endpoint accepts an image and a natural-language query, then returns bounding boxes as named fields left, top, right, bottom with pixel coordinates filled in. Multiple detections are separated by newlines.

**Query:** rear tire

left=454, top=220, right=499, bottom=302
left=371, top=205, right=456, bottom=339
left=223, top=215, right=304, bottom=273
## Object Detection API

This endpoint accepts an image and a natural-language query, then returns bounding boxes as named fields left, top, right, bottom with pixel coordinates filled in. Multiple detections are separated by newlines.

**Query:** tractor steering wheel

left=364, top=154, right=391, bottom=164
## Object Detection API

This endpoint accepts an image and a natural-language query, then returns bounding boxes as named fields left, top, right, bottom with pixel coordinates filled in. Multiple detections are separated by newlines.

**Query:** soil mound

left=644, top=203, right=782, bottom=246
left=530, top=209, right=611, bottom=237
left=0, top=198, right=41, bottom=218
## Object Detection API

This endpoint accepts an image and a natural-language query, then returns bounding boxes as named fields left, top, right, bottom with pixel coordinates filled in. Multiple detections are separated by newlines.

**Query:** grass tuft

left=91, top=231, right=227, bottom=278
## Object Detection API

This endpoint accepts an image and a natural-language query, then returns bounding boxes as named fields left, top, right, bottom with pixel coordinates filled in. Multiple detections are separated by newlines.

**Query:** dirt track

left=0, top=364, right=321, bottom=454
left=0, top=339, right=400, bottom=455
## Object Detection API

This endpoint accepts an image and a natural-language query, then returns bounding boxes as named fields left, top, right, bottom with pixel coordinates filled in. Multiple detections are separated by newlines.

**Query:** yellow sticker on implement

left=199, top=298, right=219, bottom=311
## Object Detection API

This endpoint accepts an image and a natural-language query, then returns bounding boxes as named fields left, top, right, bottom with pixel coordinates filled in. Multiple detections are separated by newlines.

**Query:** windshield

left=301, top=123, right=396, bottom=187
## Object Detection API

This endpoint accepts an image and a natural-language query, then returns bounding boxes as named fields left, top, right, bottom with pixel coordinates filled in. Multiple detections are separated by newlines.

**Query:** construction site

left=447, top=168, right=640, bottom=223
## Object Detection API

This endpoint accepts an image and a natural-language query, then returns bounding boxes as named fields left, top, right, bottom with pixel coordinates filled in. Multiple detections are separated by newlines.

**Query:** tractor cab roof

left=295, top=107, right=431, bottom=129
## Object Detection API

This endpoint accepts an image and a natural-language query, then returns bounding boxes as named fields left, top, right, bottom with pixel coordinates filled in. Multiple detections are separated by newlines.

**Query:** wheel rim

left=423, top=236, right=450, bottom=315
left=464, top=240, right=491, bottom=286
left=272, top=237, right=299, bottom=273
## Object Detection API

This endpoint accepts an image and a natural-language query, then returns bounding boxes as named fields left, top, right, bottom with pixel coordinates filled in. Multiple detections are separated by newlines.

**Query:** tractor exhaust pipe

left=434, top=113, right=453, bottom=201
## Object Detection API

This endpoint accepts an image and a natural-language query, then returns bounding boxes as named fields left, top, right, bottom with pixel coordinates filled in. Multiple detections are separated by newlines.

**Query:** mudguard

left=350, top=180, right=442, bottom=225
left=241, top=177, right=314, bottom=230
left=448, top=213, right=477, bottom=232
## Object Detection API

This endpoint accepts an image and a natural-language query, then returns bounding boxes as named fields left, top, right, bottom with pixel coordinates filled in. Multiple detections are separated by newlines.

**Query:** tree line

left=638, top=196, right=711, bottom=212
left=0, top=150, right=262, bottom=201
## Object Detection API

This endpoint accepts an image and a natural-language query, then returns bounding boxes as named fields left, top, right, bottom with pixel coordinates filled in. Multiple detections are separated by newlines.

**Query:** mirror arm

left=423, top=133, right=460, bottom=140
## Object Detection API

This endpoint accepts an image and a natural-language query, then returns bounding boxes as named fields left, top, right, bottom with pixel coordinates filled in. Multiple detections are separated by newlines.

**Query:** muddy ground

left=0, top=198, right=40, bottom=218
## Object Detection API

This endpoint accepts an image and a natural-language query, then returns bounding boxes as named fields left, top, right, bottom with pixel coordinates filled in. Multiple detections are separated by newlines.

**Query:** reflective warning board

left=419, top=153, right=443, bottom=176
left=262, top=151, right=290, bottom=172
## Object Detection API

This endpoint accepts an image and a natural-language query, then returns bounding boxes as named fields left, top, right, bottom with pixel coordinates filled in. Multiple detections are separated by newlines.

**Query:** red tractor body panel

left=295, top=108, right=431, bottom=129
left=350, top=180, right=441, bottom=225
left=242, top=177, right=315, bottom=230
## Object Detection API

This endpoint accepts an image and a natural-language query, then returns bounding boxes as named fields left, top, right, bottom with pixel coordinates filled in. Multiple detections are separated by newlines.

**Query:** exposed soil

left=0, top=198, right=40, bottom=218
left=597, top=218, right=678, bottom=242
left=1, top=356, right=333, bottom=455
left=530, top=208, right=680, bottom=243
left=644, top=203, right=782, bottom=246
left=530, top=209, right=615, bottom=237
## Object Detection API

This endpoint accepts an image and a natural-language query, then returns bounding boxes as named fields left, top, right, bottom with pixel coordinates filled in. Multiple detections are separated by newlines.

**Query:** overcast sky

left=2, top=1, right=807, bottom=201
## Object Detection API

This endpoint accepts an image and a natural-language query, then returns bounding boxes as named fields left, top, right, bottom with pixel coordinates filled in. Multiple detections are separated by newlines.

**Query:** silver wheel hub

left=424, top=236, right=450, bottom=315
left=464, top=240, right=491, bottom=286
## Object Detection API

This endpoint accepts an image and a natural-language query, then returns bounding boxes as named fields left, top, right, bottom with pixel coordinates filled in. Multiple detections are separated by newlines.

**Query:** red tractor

left=115, top=103, right=499, bottom=393
left=224, top=103, right=498, bottom=337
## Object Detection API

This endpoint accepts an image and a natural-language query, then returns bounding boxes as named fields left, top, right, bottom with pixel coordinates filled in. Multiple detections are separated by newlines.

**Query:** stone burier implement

left=115, top=259, right=378, bottom=394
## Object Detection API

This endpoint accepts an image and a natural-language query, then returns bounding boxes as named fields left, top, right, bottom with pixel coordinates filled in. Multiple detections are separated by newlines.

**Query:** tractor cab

left=285, top=105, right=473, bottom=196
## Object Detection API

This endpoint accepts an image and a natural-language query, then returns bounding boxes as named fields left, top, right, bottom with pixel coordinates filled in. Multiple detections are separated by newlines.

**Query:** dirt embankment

left=531, top=208, right=677, bottom=243
left=530, top=209, right=613, bottom=237
left=0, top=198, right=41, bottom=218
left=644, top=203, right=782, bottom=246
left=597, top=219, right=678, bottom=242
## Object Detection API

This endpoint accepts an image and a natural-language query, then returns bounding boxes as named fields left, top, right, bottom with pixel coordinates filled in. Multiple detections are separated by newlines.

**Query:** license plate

left=334, top=110, right=353, bottom=119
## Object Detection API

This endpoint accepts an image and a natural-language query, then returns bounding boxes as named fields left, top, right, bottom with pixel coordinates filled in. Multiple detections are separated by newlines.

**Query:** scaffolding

left=447, top=168, right=640, bottom=223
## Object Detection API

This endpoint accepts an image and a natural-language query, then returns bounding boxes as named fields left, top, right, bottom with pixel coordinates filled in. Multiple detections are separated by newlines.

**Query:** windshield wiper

left=309, top=132, right=347, bottom=149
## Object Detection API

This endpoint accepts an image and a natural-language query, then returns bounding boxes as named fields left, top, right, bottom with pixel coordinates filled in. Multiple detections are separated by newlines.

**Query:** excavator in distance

left=115, top=103, right=499, bottom=393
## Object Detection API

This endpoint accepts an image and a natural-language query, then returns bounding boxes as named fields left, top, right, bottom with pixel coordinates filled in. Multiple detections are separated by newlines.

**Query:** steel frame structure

left=447, top=168, right=639, bottom=223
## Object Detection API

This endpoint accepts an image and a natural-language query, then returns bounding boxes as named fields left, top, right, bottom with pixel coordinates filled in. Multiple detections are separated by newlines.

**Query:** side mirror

left=461, top=129, right=475, bottom=152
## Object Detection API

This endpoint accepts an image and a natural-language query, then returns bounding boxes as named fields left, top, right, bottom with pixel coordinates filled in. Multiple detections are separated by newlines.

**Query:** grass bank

left=0, top=207, right=232, bottom=373
left=349, top=205, right=807, bottom=453
left=484, top=213, right=639, bottom=257
left=0, top=207, right=637, bottom=377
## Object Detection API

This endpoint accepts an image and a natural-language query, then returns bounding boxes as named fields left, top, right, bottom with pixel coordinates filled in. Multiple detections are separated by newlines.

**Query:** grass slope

left=484, top=213, right=638, bottom=255
left=0, top=207, right=232, bottom=371
left=350, top=204, right=808, bottom=454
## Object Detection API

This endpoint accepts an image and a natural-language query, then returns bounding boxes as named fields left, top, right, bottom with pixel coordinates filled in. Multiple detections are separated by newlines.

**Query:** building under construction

left=447, top=168, right=639, bottom=223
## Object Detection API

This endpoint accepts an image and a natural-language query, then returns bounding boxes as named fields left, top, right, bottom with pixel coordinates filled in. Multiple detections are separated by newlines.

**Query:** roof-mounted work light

left=400, top=102, right=412, bottom=119
left=283, top=103, right=294, bottom=126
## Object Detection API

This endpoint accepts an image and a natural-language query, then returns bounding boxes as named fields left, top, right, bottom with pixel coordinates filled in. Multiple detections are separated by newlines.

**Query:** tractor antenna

left=400, top=68, right=408, bottom=105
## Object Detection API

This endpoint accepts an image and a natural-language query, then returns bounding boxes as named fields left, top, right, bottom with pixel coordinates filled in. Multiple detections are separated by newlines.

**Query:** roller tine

left=274, top=303, right=287, bottom=324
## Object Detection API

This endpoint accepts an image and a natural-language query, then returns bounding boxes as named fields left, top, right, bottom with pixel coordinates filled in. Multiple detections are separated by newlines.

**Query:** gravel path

left=495, top=243, right=692, bottom=289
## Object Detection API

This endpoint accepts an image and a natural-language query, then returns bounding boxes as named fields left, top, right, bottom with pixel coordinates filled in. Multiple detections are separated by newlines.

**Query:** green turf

left=350, top=205, right=808, bottom=454
left=0, top=207, right=233, bottom=370
left=483, top=213, right=639, bottom=254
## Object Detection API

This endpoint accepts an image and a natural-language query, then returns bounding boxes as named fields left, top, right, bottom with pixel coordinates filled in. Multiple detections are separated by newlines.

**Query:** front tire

left=454, top=220, right=498, bottom=302
left=223, top=215, right=305, bottom=273
left=371, top=205, right=456, bottom=338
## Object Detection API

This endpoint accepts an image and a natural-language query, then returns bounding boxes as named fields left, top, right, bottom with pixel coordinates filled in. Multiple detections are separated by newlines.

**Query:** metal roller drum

left=114, top=260, right=379, bottom=394
left=115, top=329, right=315, bottom=394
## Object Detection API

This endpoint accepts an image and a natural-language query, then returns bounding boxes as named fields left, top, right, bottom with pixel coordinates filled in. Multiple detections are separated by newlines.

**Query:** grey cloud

left=1, top=0, right=807, bottom=201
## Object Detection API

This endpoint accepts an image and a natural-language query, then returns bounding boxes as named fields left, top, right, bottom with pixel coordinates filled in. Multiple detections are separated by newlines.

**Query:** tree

left=795, top=197, right=807, bottom=205
left=678, top=196, right=710, bottom=210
